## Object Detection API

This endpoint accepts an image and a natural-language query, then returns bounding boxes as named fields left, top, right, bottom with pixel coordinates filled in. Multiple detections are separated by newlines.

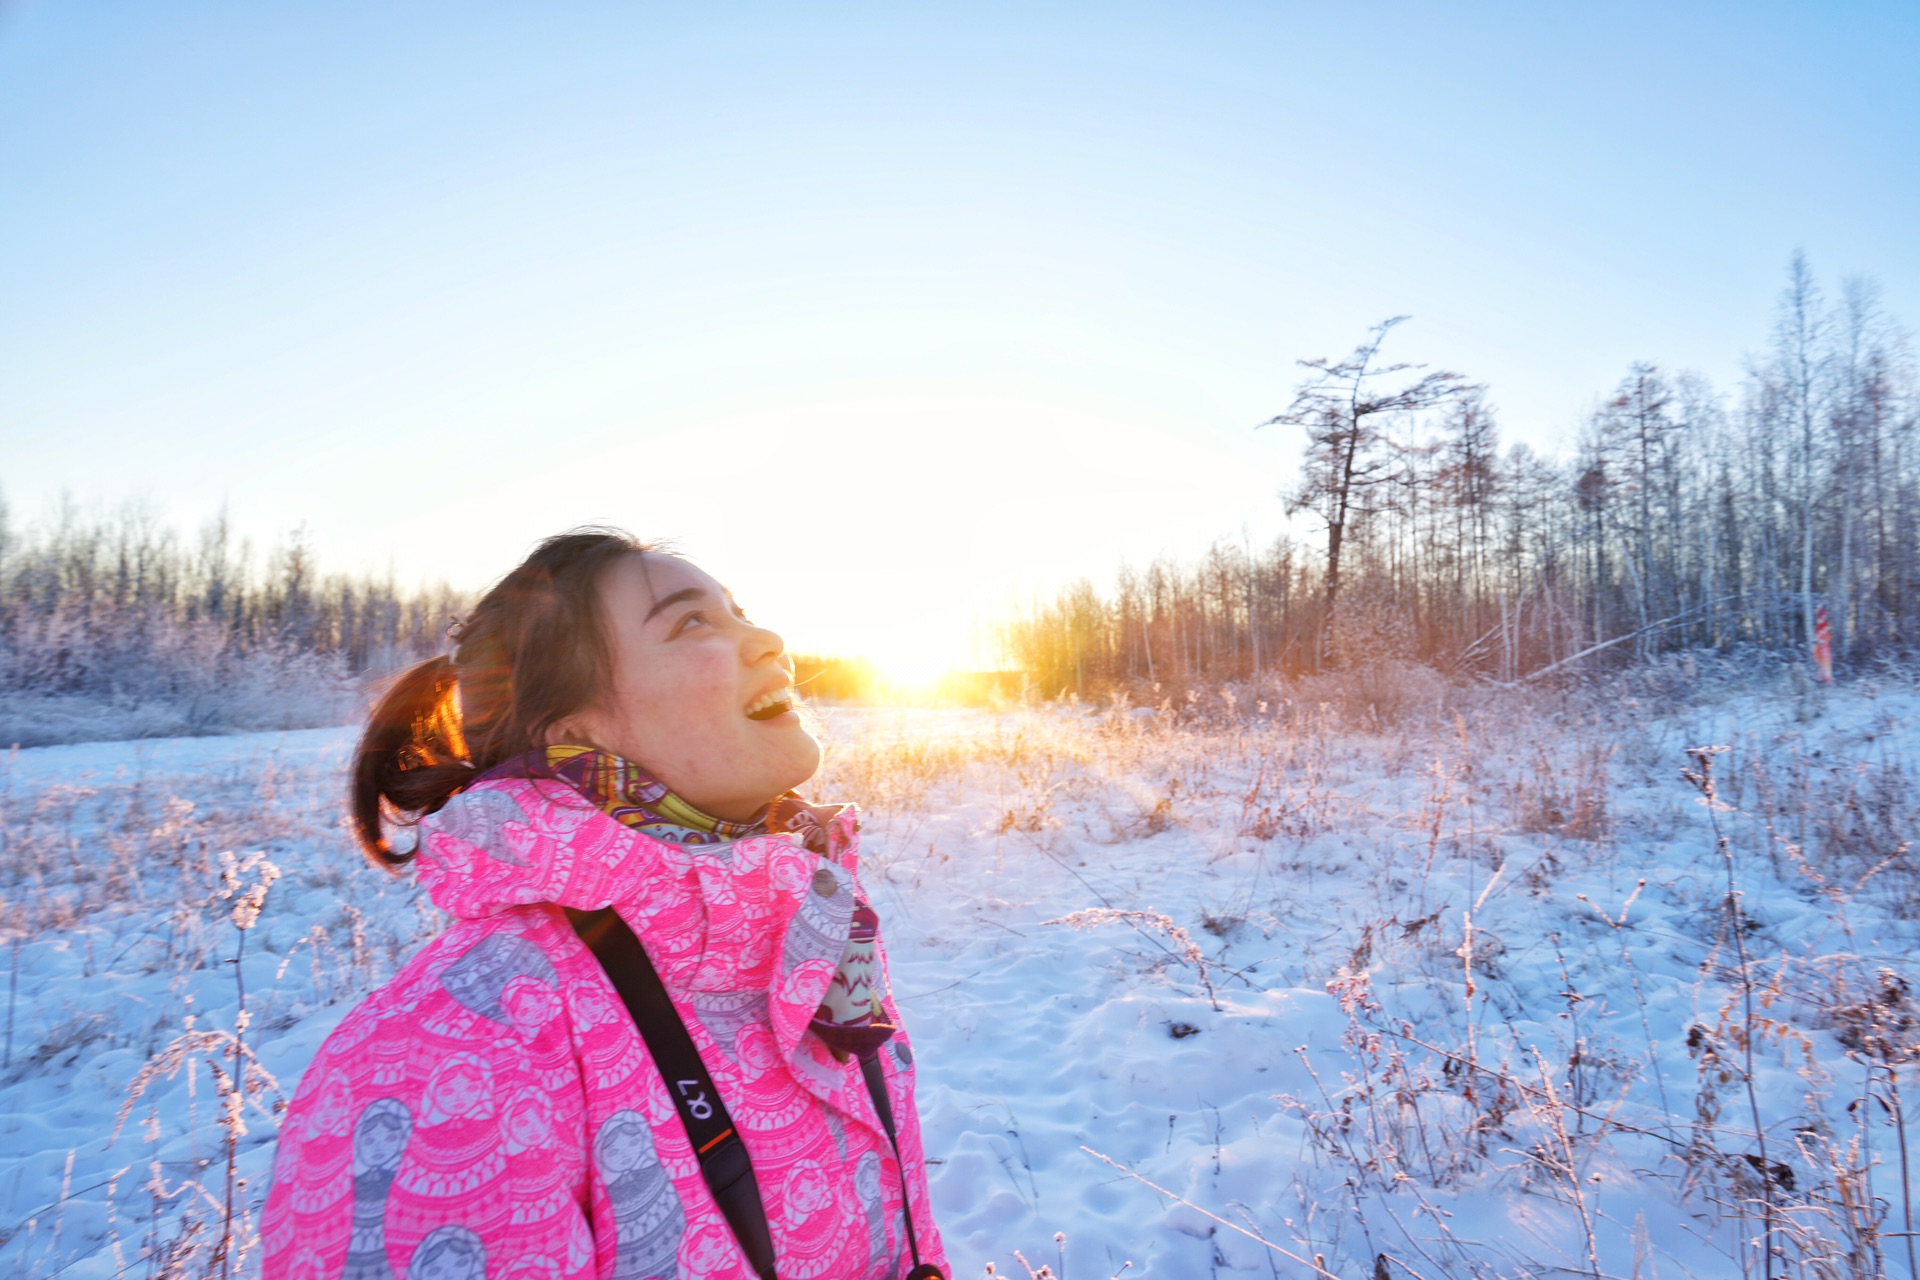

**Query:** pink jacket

left=261, top=772, right=945, bottom=1280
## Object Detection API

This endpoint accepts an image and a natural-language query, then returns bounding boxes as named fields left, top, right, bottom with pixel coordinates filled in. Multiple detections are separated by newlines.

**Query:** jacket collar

left=417, top=773, right=869, bottom=1115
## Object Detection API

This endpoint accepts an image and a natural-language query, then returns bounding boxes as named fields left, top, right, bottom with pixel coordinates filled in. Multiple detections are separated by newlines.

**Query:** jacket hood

left=415, top=775, right=864, bottom=1038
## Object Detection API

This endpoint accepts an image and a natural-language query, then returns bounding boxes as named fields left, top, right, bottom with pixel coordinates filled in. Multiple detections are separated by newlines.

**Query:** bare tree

left=1591, top=363, right=1676, bottom=656
left=1773, top=251, right=1828, bottom=653
left=1434, top=388, right=1501, bottom=646
left=1262, top=316, right=1470, bottom=663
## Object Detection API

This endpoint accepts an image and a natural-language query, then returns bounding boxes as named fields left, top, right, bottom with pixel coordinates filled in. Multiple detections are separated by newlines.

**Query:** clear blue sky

left=3, top=1, right=1915, bottom=670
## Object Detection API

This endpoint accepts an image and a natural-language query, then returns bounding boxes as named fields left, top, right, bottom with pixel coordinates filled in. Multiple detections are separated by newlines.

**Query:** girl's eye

left=671, top=611, right=710, bottom=637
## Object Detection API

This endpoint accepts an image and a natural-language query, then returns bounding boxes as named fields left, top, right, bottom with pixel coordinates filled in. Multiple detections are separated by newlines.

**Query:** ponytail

left=347, top=527, right=653, bottom=870
left=350, top=655, right=475, bottom=867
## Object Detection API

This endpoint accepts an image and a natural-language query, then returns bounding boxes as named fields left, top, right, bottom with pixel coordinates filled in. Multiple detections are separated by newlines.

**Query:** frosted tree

left=1772, top=252, right=1829, bottom=653
left=1433, top=388, right=1501, bottom=643
left=1591, top=363, right=1677, bottom=654
left=1828, top=275, right=1902, bottom=656
left=1262, top=316, right=1469, bottom=664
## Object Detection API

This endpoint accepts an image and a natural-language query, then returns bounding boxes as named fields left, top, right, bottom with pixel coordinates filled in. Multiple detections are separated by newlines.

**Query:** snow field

left=2, top=673, right=1918, bottom=1278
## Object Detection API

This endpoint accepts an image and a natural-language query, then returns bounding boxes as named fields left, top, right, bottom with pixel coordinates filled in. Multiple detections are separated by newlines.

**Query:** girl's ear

left=549, top=698, right=609, bottom=750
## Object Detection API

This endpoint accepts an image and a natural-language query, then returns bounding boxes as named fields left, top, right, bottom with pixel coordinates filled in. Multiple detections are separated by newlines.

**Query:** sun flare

left=790, top=635, right=980, bottom=707
left=862, top=646, right=960, bottom=695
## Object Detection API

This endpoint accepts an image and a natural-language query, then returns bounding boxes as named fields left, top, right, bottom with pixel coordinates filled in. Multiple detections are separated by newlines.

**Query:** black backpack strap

left=859, top=1051, right=945, bottom=1280
left=563, top=906, right=778, bottom=1280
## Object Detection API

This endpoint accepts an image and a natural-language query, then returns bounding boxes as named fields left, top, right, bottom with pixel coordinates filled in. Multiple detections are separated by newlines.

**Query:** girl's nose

left=744, top=622, right=785, bottom=667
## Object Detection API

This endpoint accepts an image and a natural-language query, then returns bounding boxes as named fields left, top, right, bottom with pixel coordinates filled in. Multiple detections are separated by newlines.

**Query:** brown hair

left=349, top=527, right=654, bottom=868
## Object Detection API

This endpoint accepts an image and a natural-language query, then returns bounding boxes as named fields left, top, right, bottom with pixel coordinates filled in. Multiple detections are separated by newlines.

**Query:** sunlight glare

left=862, top=644, right=960, bottom=697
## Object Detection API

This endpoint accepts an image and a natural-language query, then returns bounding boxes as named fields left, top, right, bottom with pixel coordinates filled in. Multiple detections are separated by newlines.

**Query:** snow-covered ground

left=3, top=671, right=1918, bottom=1278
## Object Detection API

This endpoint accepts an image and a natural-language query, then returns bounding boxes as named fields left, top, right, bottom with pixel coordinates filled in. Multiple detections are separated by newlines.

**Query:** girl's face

left=555, top=553, right=820, bottom=822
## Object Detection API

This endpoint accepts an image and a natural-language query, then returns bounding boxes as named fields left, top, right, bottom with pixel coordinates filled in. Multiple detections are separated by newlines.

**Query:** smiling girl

left=261, top=529, right=946, bottom=1280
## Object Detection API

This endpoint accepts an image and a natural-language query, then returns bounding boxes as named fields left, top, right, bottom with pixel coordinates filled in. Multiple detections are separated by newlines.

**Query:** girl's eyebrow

left=644, top=587, right=705, bottom=622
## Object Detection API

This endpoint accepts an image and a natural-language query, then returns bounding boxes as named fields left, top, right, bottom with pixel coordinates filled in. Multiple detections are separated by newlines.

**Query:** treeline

left=0, top=498, right=463, bottom=743
left=1003, top=255, right=1919, bottom=694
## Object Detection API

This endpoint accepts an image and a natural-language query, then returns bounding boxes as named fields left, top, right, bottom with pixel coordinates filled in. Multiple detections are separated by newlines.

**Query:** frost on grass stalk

left=1816, top=965, right=1920, bottom=1280
left=1080, top=1147, right=1338, bottom=1279
left=1042, top=908, right=1222, bottom=1011
left=1683, top=745, right=1781, bottom=1280
left=111, top=851, right=283, bottom=1280
left=1284, top=960, right=1492, bottom=1277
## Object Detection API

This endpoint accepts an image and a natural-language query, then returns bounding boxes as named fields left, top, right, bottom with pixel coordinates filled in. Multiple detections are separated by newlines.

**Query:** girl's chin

left=759, top=712, right=819, bottom=746
left=779, top=740, right=824, bottom=793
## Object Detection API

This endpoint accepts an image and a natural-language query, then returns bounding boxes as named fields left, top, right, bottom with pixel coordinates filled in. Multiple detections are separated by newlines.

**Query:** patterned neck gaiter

left=539, top=744, right=762, bottom=844
left=535, top=745, right=895, bottom=1060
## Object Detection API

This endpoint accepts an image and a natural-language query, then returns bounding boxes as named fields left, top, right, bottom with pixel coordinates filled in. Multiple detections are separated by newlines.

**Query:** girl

left=261, top=529, right=946, bottom=1280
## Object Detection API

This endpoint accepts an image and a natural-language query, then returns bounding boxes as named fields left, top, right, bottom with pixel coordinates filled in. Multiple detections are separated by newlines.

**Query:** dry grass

left=3, top=668, right=1917, bottom=1278
left=810, top=673, right=1918, bottom=1278
left=0, top=741, right=435, bottom=1278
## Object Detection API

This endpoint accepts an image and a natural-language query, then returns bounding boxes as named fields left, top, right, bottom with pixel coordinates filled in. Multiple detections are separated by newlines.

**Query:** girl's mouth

left=744, top=691, right=794, bottom=721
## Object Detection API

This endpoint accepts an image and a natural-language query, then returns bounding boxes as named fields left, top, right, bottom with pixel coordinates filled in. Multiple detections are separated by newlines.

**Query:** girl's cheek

left=658, top=675, right=728, bottom=728
left=690, top=650, right=740, bottom=690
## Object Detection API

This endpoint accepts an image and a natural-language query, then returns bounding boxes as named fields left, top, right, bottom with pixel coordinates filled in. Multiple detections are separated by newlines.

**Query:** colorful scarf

left=534, top=745, right=894, bottom=1059
left=538, top=744, right=763, bottom=846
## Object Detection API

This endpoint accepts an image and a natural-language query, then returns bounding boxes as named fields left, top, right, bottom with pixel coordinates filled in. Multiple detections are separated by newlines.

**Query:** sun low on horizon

left=381, top=393, right=1291, bottom=698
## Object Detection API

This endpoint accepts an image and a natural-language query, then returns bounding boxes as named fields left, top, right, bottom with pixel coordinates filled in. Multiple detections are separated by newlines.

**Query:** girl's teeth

left=746, top=692, right=791, bottom=720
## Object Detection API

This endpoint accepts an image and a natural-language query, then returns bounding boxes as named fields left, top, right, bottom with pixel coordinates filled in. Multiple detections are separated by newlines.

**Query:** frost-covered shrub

left=1288, top=660, right=1453, bottom=729
left=0, top=619, right=357, bottom=746
left=0, top=503, right=454, bottom=745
